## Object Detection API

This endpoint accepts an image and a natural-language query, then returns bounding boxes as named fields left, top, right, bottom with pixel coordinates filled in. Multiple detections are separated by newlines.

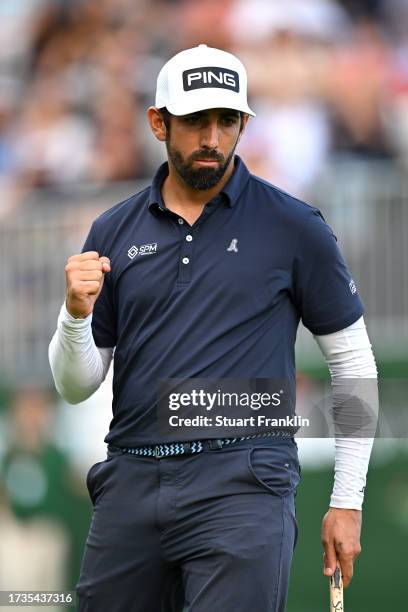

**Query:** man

left=49, top=44, right=377, bottom=611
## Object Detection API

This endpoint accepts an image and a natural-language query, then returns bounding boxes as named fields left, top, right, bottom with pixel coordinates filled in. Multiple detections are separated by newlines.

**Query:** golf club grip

left=330, top=565, right=344, bottom=611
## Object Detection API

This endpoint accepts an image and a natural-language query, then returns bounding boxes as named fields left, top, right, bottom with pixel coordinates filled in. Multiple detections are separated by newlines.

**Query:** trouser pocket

left=247, top=442, right=301, bottom=497
left=86, top=456, right=118, bottom=505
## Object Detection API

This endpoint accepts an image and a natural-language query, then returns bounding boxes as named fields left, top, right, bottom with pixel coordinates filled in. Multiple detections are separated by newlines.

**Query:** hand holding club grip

left=330, top=564, right=344, bottom=611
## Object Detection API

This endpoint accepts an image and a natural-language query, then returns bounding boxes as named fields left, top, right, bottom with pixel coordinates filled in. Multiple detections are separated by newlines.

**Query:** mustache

left=189, top=150, right=225, bottom=163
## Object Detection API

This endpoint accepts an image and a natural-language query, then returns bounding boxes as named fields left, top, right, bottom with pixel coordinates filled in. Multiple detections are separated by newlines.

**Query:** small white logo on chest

left=128, top=242, right=157, bottom=259
left=227, top=239, right=238, bottom=253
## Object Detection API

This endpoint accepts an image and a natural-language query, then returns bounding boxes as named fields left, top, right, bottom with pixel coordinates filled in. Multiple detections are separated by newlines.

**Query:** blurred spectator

left=176, top=0, right=234, bottom=49
left=0, top=387, right=90, bottom=593
left=226, top=0, right=345, bottom=196
left=12, top=78, right=94, bottom=188
left=325, top=18, right=391, bottom=157
left=380, top=0, right=408, bottom=169
left=385, top=50, right=408, bottom=170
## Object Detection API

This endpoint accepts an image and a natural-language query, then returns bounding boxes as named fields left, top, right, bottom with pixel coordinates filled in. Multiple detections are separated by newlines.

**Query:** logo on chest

left=128, top=242, right=158, bottom=259
left=226, top=238, right=239, bottom=253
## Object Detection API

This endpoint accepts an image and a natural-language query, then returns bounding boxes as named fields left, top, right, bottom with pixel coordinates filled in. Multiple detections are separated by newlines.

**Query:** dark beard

left=166, top=143, right=236, bottom=190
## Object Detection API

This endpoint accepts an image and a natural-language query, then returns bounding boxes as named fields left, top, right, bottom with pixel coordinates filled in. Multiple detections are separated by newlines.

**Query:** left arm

left=314, top=315, right=378, bottom=587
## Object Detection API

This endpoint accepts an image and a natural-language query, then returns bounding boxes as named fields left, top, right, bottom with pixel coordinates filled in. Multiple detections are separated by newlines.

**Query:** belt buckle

left=153, top=445, right=165, bottom=459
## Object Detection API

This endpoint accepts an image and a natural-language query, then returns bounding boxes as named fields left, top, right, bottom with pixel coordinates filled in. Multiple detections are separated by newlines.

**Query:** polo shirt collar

left=221, top=155, right=250, bottom=207
left=148, top=155, right=250, bottom=215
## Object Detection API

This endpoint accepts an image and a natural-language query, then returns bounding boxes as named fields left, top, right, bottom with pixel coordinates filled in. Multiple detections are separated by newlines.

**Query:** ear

left=147, top=106, right=167, bottom=142
left=238, top=113, right=250, bottom=141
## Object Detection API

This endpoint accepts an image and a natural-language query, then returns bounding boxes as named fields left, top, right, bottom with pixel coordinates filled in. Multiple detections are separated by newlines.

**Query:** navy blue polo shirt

left=82, top=155, right=364, bottom=446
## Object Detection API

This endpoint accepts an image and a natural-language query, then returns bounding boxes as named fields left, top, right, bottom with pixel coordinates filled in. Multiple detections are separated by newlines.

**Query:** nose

left=200, top=118, right=219, bottom=150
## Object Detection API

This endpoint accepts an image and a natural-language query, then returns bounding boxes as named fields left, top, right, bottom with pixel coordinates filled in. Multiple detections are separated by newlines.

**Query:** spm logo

left=128, top=243, right=158, bottom=259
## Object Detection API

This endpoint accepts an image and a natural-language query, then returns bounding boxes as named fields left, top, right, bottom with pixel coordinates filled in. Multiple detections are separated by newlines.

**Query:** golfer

left=49, top=44, right=377, bottom=611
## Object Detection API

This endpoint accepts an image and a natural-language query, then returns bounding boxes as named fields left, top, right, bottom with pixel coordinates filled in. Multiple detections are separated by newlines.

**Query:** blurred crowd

left=1, top=0, right=408, bottom=209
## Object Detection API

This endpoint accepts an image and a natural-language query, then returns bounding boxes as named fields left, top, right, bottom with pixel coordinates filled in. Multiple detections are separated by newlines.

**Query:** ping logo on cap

left=182, top=67, right=239, bottom=93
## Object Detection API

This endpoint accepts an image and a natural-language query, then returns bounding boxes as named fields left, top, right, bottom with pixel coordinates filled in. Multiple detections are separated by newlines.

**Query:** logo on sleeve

left=128, top=243, right=158, bottom=259
left=349, top=279, right=357, bottom=294
left=183, top=67, right=239, bottom=93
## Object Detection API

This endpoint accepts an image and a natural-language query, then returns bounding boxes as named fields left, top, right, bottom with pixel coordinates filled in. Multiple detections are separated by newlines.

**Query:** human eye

left=183, top=114, right=201, bottom=125
left=221, top=114, right=239, bottom=127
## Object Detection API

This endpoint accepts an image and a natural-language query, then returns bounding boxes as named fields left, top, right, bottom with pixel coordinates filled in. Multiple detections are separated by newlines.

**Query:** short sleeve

left=292, top=210, right=364, bottom=335
left=81, top=222, right=117, bottom=348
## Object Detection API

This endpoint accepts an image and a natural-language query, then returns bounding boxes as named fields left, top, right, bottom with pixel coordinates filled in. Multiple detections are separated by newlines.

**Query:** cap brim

left=164, top=91, right=255, bottom=117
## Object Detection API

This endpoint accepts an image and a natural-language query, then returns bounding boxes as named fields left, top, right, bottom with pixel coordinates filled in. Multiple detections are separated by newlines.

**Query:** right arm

left=48, top=251, right=114, bottom=404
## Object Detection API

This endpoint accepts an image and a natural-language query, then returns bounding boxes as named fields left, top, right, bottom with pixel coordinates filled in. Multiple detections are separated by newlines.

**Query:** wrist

left=328, top=507, right=361, bottom=514
left=65, top=299, right=91, bottom=321
left=325, top=507, right=362, bottom=528
left=60, top=301, right=92, bottom=326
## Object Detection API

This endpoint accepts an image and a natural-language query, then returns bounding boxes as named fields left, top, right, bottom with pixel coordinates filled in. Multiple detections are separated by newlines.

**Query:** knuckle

left=341, top=547, right=354, bottom=557
left=88, top=261, right=103, bottom=272
left=70, top=282, right=81, bottom=294
left=87, top=282, right=99, bottom=293
left=66, top=262, right=79, bottom=273
left=67, top=272, right=79, bottom=285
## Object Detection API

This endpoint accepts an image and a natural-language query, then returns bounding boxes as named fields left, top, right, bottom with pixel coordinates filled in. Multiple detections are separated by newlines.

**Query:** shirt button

left=178, top=218, right=184, bottom=225
left=186, top=234, right=193, bottom=242
left=182, top=257, right=190, bottom=265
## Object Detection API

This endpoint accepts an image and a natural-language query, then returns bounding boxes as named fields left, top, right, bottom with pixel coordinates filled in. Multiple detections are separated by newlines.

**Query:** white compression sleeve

left=314, top=316, right=378, bottom=510
left=48, top=302, right=113, bottom=404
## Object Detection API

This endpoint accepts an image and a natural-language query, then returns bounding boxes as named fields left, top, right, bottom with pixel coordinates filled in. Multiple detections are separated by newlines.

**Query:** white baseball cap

left=155, top=44, right=255, bottom=117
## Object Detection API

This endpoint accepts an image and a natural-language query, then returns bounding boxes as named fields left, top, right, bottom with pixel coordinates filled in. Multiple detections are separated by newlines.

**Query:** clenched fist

left=65, top=251, right=111, bottom=319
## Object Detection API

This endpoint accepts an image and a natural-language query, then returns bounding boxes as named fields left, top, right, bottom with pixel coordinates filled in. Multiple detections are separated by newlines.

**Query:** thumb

left=99, top=256, right=111, bottom=273
left=323, top=544, right=337, bottom=577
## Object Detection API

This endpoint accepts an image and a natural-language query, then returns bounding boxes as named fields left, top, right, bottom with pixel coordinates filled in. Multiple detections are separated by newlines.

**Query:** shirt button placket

left=177, top=223, right=194, bottom=285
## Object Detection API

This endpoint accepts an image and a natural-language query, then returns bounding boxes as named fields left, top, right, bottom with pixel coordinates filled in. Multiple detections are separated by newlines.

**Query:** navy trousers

left=76, top=437, right=301, bottom=611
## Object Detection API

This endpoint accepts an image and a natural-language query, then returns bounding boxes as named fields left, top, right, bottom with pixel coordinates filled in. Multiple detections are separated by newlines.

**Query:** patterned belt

left=110, top=430, right=292, bottom=459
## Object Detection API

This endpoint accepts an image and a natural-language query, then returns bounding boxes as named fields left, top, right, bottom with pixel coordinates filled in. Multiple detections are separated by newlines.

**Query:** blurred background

left=0, top=0, right=407, bottom=610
